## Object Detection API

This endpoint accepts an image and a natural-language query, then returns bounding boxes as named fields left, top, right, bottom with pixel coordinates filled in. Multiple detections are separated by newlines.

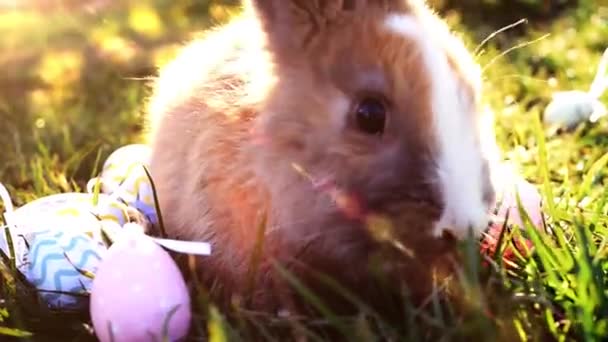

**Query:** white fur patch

left=384, top=14, right=489, bottom=239
left=329, top=91, right=351, bottom=130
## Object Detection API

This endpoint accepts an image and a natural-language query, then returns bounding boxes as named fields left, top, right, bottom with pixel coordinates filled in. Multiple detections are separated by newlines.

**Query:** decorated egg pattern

left=92, top=144, right=158, bottom=226
left=0, top=193, right=133, bottom=310
left=25, top=228, right=106, bottom=310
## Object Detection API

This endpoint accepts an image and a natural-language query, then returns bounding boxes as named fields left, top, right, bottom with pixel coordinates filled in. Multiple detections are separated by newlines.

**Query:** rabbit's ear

left=250, top=0, right=360, bottom=24
left=247, top=0, right=341, bottom=55
left=248, top=0, right=411, bottom=53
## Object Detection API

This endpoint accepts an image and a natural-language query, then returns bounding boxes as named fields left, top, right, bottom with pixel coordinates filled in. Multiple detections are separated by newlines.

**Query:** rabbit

left=146, top=0, right=499, bottom=313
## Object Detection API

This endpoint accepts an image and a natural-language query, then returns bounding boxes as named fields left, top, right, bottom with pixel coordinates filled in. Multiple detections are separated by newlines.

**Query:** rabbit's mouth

left=361, top=189, right=444, bottom=221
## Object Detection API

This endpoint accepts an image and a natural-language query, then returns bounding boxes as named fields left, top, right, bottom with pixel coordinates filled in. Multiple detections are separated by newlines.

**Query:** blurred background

left=0, top=1, right=239, bottom=201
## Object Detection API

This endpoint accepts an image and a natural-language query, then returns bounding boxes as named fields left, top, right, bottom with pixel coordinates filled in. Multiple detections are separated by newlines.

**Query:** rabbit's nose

left=432, top=205, right=491, bottom=240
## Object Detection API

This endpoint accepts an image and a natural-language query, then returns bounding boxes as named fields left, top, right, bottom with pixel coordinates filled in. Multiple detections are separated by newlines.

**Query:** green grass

left=1, top=0, right=608, bottom=341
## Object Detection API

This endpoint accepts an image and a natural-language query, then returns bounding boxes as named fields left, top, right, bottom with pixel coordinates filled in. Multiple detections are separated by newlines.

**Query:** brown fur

left=147, top=0, right=487, bottom=312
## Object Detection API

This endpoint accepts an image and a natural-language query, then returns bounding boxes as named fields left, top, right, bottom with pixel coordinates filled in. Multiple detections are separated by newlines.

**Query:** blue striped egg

left=2, top=193, right=135, bottom=311
left=25, top=227, right=106, bottom=310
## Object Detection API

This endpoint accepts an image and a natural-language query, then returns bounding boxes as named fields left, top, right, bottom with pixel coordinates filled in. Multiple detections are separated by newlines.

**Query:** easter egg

left=6, top=193, right=131, bottom=235
left=90, top=231, right=191, bottom=342
left=93, top=144, right=158, bottom=225
left=25, top=226, right=106, bottom=310
left=494, top=178, right=543, bottom=230
left=99, top=144, right=151, bottom=191
left=0, top=192, right=133, bottom=310
left=482, top=169, right=543, bottom=262
left=111, top=166, right=158, bottom=226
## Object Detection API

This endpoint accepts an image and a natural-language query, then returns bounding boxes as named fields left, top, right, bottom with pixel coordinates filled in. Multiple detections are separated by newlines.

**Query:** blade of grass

left=576, top=151, right=608, bottom=203
left=63, top=141, right=102, bottom=180
left=89, top=146, right=106, bottom=181
left=143, top=166, right=167, bottom=238
left=2, top=226, right=16, bottom=272
left=0, top=326, right=33, bottom=338
left=271, top=261, right=352, bottom=340
left=160, top=304, right=181, bottom=342
left=208, top=306, right=232, bottom=342
left=532, top=111, right=556, bottom=217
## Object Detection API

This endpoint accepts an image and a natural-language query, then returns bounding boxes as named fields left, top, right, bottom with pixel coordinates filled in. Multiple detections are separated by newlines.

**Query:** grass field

left=1, top=0, right=608, bottom=341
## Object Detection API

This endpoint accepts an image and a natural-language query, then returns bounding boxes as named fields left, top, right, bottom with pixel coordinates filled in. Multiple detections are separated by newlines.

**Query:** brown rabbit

left=147, top=0, right=498, bottom=312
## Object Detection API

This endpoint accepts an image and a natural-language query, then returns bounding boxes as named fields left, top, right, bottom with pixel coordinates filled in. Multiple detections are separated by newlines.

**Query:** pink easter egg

left=482, top=174, right=544, bottom=263
left=90, top=233, right=191, bottom=342
left=494, top=178, right=543, bottom=229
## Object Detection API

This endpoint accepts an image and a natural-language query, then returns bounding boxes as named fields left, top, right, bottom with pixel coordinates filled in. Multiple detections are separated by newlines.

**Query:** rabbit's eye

left=355, top=98, right=386, bottom=135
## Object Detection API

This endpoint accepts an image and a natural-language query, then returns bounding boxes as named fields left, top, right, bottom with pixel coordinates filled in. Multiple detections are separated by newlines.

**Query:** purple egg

left=90, top=233, right=191, bottom=342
